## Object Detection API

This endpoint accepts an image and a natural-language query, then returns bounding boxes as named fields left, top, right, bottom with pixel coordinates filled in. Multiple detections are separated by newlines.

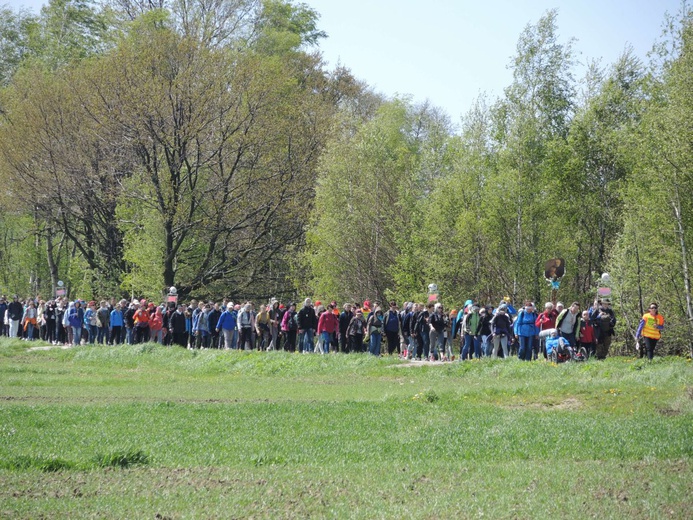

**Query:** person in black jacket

left=44, top=299, right=57, bottom=344
left=169, top=304, right=188, bottom=348
left=338, top=303, right=353, bottom=353
left=297, top=298, right=317, bottom=354
left=383, top=301, right=401, bottom=356
left=7, top=295, right=23, bottom=338
left=208, top=302, right=222, bottom=348
left=409, top=304, right=422, bottom=359
left=124, top=302, right=137, bottom=345
left=415, top=303, right=432, bottom=360
left=0, top=296, right=7, bottom=336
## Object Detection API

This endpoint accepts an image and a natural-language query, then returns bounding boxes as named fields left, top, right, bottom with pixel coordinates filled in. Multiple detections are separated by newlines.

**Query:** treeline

left=1, top=1, right=692, bottom=355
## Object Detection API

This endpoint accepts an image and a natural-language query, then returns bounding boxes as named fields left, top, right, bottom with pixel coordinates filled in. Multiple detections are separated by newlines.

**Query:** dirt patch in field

left=656, top=407, right=681, bottom=417
left=506, top=397, right=583, bottom=410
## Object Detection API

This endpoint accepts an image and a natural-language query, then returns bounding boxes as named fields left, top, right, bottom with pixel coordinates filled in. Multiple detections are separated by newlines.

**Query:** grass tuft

left=95, top=449, right=150, bottom=468
left=1, top=455, right=75, bottom=472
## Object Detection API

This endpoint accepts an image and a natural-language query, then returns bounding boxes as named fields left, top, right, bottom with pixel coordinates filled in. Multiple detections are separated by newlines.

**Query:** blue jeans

left=126, top=327, right=134, bottom=345
left=369, top=332, right=382, bottom=356
left=410, top=335, right=419, bottom=358
left=302, top=328, right=315, bottom=353
left=481, top=335, right=492, bottom=357
left=87, top=325, right=97, bottom=344
left=559, top=331, right=576, bottom=347
left=97, top=326, right=109, bottom=344
left=26, top=323, right=34, bottom=340
left=72, top=326, right=82, bottom=345
left=320, top=331, right=332, bottom=353
left=463, top=333, right=481, bottom=359
left=518, top=336, right=534, bottom=361
left=420, top=330, right=430, bottom=359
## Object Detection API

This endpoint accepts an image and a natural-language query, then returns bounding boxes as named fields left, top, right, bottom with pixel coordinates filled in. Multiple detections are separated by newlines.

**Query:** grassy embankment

left=1, top=339, right=691, bottom=518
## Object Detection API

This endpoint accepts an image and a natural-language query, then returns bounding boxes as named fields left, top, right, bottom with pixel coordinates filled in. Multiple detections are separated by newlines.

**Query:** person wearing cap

left=216, top=302, right=238, bottom=350
left=589, top=298, right=616, bottom=359
left=514, top=301, right=539, bottom=361
left=498, top=297, right=517, bottom=318
left=7, top=295, right=23, bottom=338
left=490, top=304, right=513, bottom=358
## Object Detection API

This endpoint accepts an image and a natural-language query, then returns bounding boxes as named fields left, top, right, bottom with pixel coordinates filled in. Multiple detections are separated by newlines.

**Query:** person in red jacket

left=578, top=310, right=597, bottom=358
left=317, top=303, right=339, bottom=354
left=535, top=302, right=558, bottom=359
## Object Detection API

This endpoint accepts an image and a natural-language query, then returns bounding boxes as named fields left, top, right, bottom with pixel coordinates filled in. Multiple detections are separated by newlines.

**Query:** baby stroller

left=546, top=334, right=588, bottom=363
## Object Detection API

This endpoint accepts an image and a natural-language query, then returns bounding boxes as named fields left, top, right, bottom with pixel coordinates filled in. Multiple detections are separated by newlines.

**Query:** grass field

left=1, top=339, right=691, bottom=518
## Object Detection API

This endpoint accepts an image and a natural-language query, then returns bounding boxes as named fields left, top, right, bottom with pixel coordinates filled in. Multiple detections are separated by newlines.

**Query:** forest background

left=1, top=0, right=692, bottom=356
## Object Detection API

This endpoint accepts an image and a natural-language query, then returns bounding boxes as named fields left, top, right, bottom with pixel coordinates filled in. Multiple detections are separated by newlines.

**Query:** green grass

left=0, top=339, right=691, bottom=518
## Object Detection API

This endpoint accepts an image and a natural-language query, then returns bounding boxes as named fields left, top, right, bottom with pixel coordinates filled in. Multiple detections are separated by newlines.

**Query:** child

left=545, top=329, right=573, bottom=361
left=578, top=310, right=597, bottom=358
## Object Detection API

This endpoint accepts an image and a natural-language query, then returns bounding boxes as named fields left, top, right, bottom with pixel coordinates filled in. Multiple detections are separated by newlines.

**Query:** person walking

left=636, top=302, right=664, bottom=361
left=514, top=302, right=539, bottom=361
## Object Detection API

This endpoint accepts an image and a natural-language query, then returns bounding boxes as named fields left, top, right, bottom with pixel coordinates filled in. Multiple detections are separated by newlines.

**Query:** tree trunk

left=671, top=183, right=693, bottom=357
left=46, top=228, right=60, bottom=296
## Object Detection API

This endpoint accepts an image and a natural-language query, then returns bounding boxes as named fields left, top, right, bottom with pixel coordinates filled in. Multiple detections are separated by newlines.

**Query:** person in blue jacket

left=514, top=301, right=539, bottom=361
left=216, top=302, right=238, bottom=350
left=110, top=302, right=124, bottom=345
left=68, top=301, right=84, bottom=346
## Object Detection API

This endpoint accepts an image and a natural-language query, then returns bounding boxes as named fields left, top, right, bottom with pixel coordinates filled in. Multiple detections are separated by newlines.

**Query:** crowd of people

left=0, top=293, right=664, bottom=360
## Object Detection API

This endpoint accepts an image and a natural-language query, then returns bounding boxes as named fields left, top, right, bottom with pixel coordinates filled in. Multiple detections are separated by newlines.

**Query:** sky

left=7, top=0, right=684, bottom=124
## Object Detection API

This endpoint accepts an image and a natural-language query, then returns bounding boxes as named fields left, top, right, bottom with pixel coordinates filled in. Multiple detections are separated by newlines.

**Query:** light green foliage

left=253, top=0, right=326, bottom=53
left=117, top=172, right=167, bottom=301
left=609, top=12, right=693, bottom=355
left=307, top=99, right=451, bottom=302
